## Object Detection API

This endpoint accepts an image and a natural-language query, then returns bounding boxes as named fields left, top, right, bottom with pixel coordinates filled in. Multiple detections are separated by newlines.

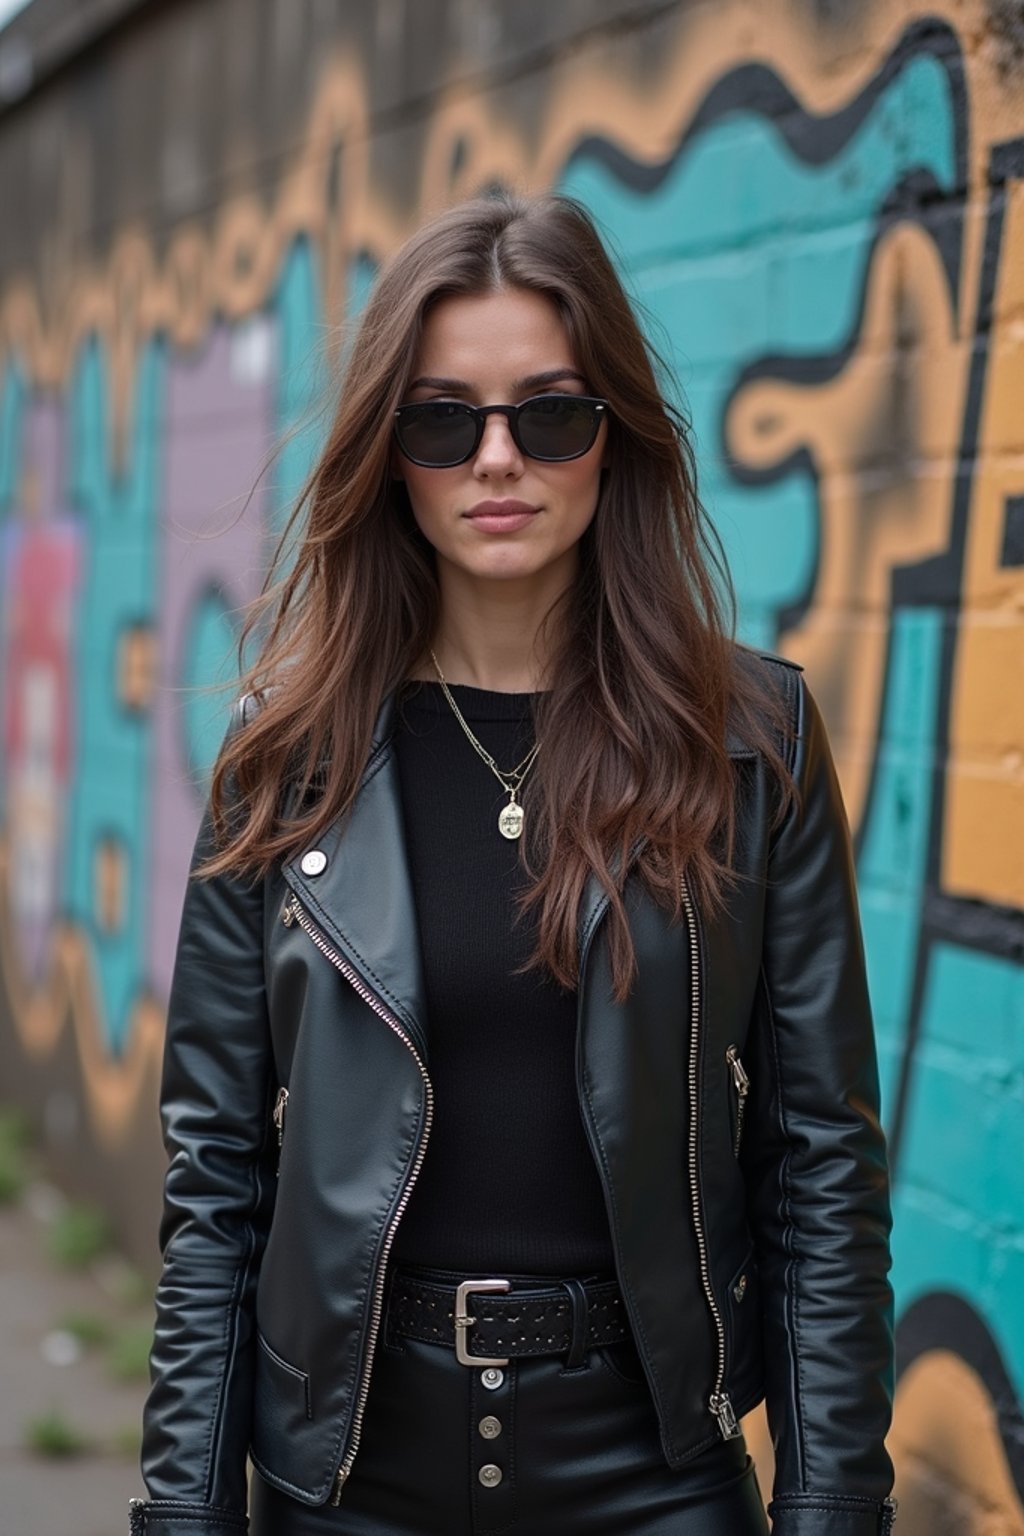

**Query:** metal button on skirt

left=249, top=1285, right=769, bottom=1535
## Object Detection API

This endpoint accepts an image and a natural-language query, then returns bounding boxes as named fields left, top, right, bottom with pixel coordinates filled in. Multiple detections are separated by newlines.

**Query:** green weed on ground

left=24, top=1408, right=92, bottom=1458
left=56, top=1310, right=112, bottom=1348
left=0, top=1105, right=33, bottom=1204
left=47, top=1202, right=111, bottom=1269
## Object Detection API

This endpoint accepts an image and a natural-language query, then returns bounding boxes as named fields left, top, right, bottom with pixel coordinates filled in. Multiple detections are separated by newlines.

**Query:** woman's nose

left=473, top=413, right=523, bottom=475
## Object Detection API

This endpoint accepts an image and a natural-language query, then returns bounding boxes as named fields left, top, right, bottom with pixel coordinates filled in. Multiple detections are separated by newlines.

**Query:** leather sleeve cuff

left=768, top=1494, right=898, bottom=1535
left=128, top=1499, right=248, bottom=1536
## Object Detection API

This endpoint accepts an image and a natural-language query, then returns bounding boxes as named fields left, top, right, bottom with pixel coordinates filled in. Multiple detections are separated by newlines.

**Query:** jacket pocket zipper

left=725, top=1045, right=749, bottom=1157
left=272, top=1086, right=289, bottom=1175
left=282, top=890, right=434, bottom=1504
left=681, top=875, right=741, bottom=1442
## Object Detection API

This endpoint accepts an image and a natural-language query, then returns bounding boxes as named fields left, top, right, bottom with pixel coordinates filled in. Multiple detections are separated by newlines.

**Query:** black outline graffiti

left=569, top=18, right=967, bottom=193
left=1001, top=497, right=1024, bottom=567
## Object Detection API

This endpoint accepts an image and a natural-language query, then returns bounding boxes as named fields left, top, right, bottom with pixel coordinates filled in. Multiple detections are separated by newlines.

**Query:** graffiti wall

left=0, top=1, right=1020, bottom=1528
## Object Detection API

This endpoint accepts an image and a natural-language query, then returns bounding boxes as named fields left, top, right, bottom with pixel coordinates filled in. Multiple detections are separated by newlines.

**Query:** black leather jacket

left=132, top=652, right=897, bottom=1536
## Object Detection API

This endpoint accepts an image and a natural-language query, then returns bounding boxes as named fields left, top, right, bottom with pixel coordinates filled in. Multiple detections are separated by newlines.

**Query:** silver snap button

left=481, top=1367, right=504, bottom=1390
left=478, top=1464, right=503, bottom=1487
left=733, top=1274, right=747, bottom=1302
left=300, top=850, right=328, bottom=876
left=478, top=1415, right=502, bottom=1439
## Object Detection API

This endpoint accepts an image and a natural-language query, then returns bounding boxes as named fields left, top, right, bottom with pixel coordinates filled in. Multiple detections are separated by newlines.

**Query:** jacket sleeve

left=744, top=669, right=897, bottom=1536
left=130, top=699, right=276, bottom=1535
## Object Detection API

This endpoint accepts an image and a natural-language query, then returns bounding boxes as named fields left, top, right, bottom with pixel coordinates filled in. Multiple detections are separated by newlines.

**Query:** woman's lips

left=464, top=500, right=540, bottom=533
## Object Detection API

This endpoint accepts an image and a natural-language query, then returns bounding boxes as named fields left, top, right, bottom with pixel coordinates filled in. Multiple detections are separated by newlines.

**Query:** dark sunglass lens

left=398, top=402, right=477, bottom=465
left=518, top=397, right=598, bottom=460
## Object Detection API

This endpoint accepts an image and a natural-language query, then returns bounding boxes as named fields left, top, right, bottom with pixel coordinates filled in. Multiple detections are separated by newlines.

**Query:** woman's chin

left=438, top=540, right=579, bottom=590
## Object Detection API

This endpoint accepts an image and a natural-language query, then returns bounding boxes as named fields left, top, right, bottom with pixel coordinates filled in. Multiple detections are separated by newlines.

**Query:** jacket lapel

left=282, top=692, right=429, bottom=1057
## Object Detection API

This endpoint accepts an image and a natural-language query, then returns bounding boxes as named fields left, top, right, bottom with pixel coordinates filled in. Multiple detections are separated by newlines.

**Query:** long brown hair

left=199, top=192, right=792, bottom=1000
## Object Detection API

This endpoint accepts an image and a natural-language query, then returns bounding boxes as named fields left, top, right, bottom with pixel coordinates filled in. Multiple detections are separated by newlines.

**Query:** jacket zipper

left=272, top=1086, right=289, bottom=1175
left=282, top=890, right=434, bottom=1504
left=725, top=1045, right=749, bottom=1157
left=680, top=875, right=741, bottom=1441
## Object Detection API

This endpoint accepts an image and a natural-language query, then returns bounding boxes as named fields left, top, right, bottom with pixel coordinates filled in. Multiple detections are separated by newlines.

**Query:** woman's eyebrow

left=406, top=368, right=588, bottom=393
left=406, top=375, right=472, bottom=392
left=513, top=368, right=588, bottom=392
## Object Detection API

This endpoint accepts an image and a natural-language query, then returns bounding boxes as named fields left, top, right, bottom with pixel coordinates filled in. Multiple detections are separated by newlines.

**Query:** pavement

left=0, top=1182, right=150, bottom=1536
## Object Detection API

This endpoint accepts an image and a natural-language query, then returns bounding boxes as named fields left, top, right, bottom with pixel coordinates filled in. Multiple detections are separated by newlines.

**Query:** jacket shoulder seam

left=754, top=648, right=804, bottom=674
left=783, top=665, right=801, bottom=772
left=733, top=646, right=802, bottom=769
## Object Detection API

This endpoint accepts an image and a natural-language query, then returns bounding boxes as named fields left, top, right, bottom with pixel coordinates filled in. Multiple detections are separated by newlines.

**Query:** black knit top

left=389, top=680, right=615, bottom=1277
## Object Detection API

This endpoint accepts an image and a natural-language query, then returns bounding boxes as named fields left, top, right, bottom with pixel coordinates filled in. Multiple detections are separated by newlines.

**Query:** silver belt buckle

left=454, top=1279, right=511, bottom=1367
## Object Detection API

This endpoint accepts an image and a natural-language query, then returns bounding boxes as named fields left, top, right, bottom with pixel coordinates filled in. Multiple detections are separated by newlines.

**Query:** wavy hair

left=199, top=191, right=793, bottom=1000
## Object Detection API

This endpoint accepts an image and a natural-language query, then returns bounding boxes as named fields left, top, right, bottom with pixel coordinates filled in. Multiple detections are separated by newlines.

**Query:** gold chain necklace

left=428, top=649, right=541, bottom=840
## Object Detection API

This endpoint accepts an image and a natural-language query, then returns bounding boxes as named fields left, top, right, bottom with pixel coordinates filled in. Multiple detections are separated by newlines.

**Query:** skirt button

left=478, top=1464, right=503, bottom=1487
left=479, top=1416, right=502, bottom=1439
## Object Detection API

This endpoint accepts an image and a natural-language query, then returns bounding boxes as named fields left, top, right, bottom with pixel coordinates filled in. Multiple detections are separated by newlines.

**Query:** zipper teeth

left=283, top=891, right=434, bottom=1504
left=680, top=875, right=728, bottom=1408
left=725, top=1046, right=748, bottom=1158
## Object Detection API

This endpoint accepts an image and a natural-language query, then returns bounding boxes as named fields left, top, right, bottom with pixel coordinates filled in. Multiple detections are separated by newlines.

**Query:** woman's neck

left=414, top=562, right=572, bottom=692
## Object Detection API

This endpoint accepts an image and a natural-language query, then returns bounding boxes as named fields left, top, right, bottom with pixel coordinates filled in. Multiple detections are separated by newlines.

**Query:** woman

left=130, top=193, right=897, bottom=1535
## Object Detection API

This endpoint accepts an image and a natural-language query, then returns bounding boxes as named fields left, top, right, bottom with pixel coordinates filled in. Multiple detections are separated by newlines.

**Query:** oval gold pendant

left=498, top=801, right=525, bottom=840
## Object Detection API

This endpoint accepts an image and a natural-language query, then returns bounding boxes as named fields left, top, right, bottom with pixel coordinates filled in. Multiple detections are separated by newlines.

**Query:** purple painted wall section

left=146, top=320, right=278, bottom=1001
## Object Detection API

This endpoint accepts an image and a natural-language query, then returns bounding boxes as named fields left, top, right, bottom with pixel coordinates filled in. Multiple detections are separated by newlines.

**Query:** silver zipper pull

left=725, top=1045, right=750, bottom=1097
left=273, top=1086, right=289, bottom=1146
left=709, top=1391, right=741, bottom=1439
left=282, top=895, right=299, bottom=926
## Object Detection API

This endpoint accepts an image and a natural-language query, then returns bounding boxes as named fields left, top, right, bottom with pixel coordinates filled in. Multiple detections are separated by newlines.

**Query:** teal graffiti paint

left=892, top=940, right=1024, bottom=1389
left=182, top=587, right=239, bottom=784
left=65, top=337, right=164, bottom=1054
left=0, top=359, right=25, bottom=517
left=858, top=607, right=943, bottom=1098
left=273, top=238, right=330, bottom=545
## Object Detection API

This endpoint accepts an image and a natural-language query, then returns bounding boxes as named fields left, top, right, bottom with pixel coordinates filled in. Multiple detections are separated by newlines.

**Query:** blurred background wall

left=0, top=0, right=1021, bottom=1528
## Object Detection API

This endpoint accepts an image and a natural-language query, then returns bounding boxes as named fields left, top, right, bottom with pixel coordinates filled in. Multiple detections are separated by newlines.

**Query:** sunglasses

left=393, top=392, right=609, bottom=468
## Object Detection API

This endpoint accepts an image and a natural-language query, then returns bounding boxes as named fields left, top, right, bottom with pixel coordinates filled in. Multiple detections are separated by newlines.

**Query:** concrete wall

left=0, top=0, right=1021, bottom=1528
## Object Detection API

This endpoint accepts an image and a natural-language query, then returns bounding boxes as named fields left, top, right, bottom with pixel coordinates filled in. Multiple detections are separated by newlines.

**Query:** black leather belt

left=388, top=1271, right=630, bottom=1369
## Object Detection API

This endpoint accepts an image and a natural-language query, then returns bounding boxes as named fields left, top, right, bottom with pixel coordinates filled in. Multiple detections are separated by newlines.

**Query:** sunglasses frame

left=393, top=392, right=609, bottom=468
